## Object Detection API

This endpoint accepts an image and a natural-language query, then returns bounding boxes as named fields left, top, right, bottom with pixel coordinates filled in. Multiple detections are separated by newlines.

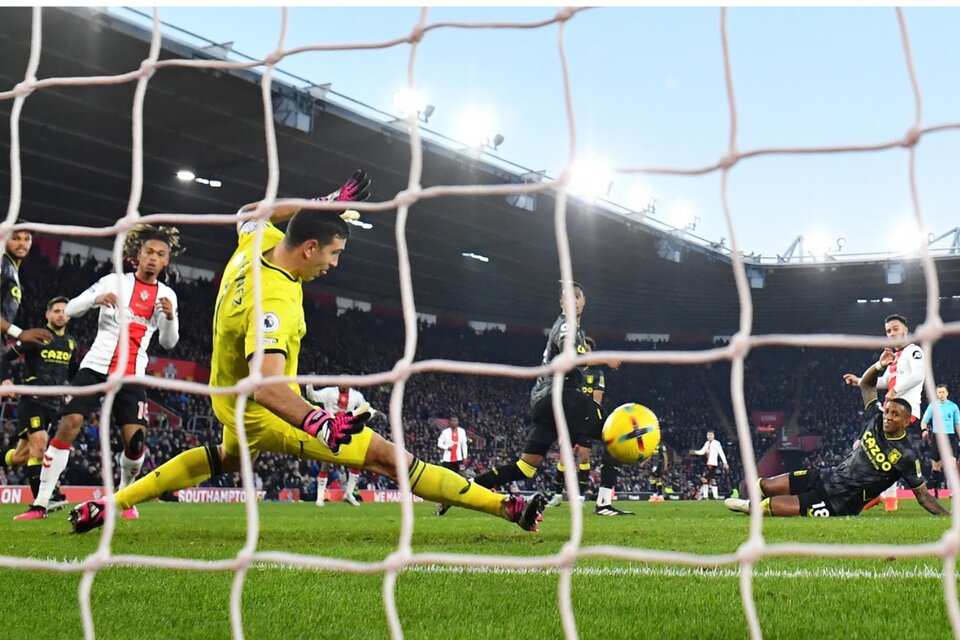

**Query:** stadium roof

left=2, top=7, right=959, bottom=337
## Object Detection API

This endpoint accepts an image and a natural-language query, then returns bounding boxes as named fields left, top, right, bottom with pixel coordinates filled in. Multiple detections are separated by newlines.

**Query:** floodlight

left=462, top=252, right=490, bottom=263
left=627, top=185, right=655, bottom=214
left=393, top=89, right=428, bottom=118
left=458, top=106, right=496, bottom=149
left=669, top=200, right=697, bottom=230
left=890, top=220, right=924, bottom=252
left=568, top=160, right=612, bottom=199
left=805, top=231, right=832, bottom=256
left=176, top=170, right=196, bottom=182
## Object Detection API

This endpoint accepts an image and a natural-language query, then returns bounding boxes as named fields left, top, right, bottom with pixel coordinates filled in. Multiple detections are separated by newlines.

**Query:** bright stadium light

left=457, top=106, right=496, bottom=149
left=176, top=170, right=196, bottom=182
left=627, top=184, right=655, bottom=214
left=805, top=231, right=832, bottom=257
left=567, top=159, right=612, bottom=199
left=669, top=199, right=698, bottom=231
left=890, top=219, right=925, bottom=252
left=462, top=251, right=489, bottom=263
left=392, top=88, right=428, bottom=118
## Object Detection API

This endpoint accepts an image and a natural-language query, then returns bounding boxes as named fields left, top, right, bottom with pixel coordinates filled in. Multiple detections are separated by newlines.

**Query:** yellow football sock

left=27, top=456, right=42, bottom=468
left=516, top=459, right=538, bottom=478
left=578, top=462, right=591, bottom=471
left=408, top=458, right=503, bottom=517
left=760, top=498, right=772, bottom=517
left=114, top=446, right=215, bottom=510
left=556, top=463, right=566, bottom=473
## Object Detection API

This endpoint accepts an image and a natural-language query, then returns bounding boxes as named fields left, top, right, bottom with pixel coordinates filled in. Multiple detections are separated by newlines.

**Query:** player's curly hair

left=123, top=224, right=184, bottom=259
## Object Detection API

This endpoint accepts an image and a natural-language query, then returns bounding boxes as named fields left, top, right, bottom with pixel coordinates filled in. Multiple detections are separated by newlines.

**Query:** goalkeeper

left=70, top=170, right=545, bottom=533
left=725, top=349, right=948, bottom=518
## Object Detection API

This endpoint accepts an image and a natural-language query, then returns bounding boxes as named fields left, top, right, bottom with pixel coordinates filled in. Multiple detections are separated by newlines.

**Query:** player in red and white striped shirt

left=844, top=314, right=924, bottom=421
left=16, top=225, right=181, bottom=521
left=437, top=416, right=469, bottom=470
left=435, top=416, right=469, bottom=515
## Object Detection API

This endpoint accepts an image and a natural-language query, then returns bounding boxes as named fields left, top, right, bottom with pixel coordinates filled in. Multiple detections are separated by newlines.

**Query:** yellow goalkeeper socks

left=408, top=457, right=503, bottom=517
left=114, top=445, right=217, bottom=510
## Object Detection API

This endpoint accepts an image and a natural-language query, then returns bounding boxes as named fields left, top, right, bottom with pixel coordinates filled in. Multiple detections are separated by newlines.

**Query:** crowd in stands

left=2, top=249, right=959, bottom=503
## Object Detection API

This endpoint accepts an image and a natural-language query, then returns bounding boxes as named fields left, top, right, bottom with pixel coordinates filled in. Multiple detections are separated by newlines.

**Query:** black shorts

left=524, top=390, right=603, bottom=457
left=788, top=469, right=857, bottom=517
left=60, top=368, right=149, bottom=427
left=930, top=434, right=960, bottom=463
left=16, top=397, right=60, bottom=439
left=702, top=465, right=720, bottom=481
left=441, top=460, right=462, bottom=474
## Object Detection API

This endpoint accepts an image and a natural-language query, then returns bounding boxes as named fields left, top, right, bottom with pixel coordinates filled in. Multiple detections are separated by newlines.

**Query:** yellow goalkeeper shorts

left=219, top=410, right=374, bottom=468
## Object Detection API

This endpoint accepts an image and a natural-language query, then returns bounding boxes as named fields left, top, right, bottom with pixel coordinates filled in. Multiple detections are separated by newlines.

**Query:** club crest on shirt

left=262, top=312, right=281, bottom=333
left=140, top=290, right=149, bottom=301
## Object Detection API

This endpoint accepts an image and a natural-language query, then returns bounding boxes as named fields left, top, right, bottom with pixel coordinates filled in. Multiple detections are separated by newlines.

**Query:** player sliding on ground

left=70, top=170, right=546, bottom=533
left=725, top=348, right=949, bottom=518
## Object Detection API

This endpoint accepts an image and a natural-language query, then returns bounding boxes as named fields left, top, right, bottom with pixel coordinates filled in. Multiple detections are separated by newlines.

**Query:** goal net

left=2, top=7, right=959, bottom=640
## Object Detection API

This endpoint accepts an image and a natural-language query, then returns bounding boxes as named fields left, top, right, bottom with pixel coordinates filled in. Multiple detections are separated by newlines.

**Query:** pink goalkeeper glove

left=301, top=407, right=370, bottom=454
left=322, top=169, right=371, bottom=205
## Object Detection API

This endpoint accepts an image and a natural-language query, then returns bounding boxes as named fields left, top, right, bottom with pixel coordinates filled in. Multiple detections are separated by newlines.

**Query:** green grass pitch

left=0, top=499, right=955, bottom=639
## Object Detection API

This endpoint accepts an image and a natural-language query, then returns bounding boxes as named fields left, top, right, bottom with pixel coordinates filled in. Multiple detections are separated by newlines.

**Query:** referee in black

left=0, top=296, right=79, bottom=506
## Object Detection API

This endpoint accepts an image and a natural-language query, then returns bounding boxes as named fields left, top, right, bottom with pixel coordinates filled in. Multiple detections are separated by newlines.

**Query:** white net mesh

left=3, top=6, right=960, bottom=640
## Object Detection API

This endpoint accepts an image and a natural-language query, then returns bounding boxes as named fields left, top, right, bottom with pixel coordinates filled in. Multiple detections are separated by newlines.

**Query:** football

left=602, top=403, right=661, bottom=463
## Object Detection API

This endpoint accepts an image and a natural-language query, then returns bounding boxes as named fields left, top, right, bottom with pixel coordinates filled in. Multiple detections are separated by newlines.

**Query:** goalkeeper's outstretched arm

left=236, top=169, right=371, bottom=227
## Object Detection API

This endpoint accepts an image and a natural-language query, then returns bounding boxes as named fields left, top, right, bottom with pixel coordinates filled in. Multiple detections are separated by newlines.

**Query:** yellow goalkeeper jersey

left=210, top=220, right=306, bottom=424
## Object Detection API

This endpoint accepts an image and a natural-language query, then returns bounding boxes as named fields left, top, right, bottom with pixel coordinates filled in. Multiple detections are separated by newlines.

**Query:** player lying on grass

left=69, top=169, right=546, bottom=534
left=726, top=348, right=949, bottom=518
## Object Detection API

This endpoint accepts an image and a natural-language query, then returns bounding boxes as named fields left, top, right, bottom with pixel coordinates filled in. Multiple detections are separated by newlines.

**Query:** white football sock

left=35, top=444, right=70, bottom=508
left=345, top=471, right=359, bottom=494
left=119, top=451, right=146, bottom=489
left=710, top=485, right=719, bottom=499
left=596, top=486, right=613, bottom=507
left=316, top=474, right=328, bottom=505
